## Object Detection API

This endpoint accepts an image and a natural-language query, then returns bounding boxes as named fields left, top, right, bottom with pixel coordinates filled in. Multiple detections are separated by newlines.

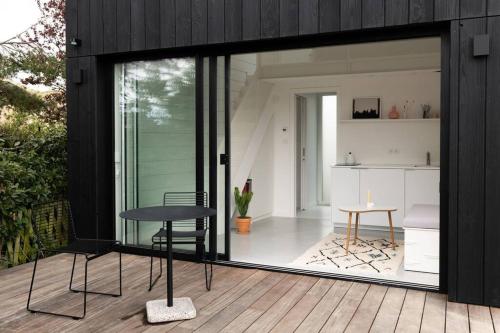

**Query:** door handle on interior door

left=220, top=154, right=229, bottom=165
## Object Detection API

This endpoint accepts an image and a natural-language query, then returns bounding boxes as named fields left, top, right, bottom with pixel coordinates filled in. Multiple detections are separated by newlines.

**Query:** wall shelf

left=339, top=118, right=440, bottom=124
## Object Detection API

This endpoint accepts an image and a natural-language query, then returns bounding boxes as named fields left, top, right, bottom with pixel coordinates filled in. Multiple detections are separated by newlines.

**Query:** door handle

left=220, top=154, right=230, bottom=165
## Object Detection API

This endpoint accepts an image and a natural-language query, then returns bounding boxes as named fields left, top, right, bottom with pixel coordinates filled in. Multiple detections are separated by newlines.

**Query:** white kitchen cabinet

left=405, top=169, right=440, bottom=213
left=331, top=167, right=359, bottom=225
left=359, top=168, right=405, bottom=227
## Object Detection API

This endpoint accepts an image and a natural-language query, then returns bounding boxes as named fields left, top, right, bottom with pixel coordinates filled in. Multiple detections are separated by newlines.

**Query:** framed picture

left=352, top=97, right=381, bottom=119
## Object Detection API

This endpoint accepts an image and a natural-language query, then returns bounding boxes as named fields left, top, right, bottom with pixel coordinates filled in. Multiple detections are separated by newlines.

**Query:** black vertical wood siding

left=409, top=0, right=434, bottom=24
left=176, top=0, right=192, bottom=46
left=65, top=0, right=500, bottom=308
left=261, top=0, right=280, bottom=38
left=319, top=0, right=340, bottom=33
left=160, top=0, right=176, bottom=48
left=242, top=0, right=261, bottom=40
left=385, top=0, right=408, bottom=26
left=340, top=0, right=361, bottom=31
left=192, top=0, right=208, bottom=45
left=208, top=0, right=225, bottom=43
left=484, top=16, right=500, bottom=306
left=225, top=0, right=243, bottom=42
left=299, top=0, right=318, bottom=35
left=457, top=18, right=487, bottom=305
left=362, top=0, right=384, bottom=28
left=102, top=0, right=117, bottom=53
left=145, top=0, right=161, bottom=49
left=280, top=0, right=299, bottom=37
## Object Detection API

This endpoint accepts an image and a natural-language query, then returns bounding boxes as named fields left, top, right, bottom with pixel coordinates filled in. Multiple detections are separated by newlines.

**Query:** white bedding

left=403, top=204, right=440, bottom=229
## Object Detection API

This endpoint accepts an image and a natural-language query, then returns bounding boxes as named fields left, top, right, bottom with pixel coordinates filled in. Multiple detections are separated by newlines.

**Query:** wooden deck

left=0, top=253, right=498, bottom=333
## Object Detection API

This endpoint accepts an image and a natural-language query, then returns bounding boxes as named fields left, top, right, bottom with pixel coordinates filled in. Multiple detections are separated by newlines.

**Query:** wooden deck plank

left=1, top=254, right=500, bottom=333
left=490, top=307, right=500, bottom=332
left=370, top=287, right=407, bottom=333
left=468, top=304, right=494, bottom=333
left=194, top=272, right=286, bottom=333
left=320, top=282, right=370, bottom=333
left=420, top=293, right=447, bottom=333
left=245, top=275, right=319, bottom=332
left=445, top=301, right=470, bottom=333
left=270, top=278, right=334, bottom=332
left=395, top=289, right=426, bottom=333
left=345, top=284, right=388, bottom=333
left=219, top=274, right=302, bottom=333
left=295, top=280, right=351, bottom=333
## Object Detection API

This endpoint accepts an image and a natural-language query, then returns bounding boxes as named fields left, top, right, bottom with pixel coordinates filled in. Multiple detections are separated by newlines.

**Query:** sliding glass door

left=114, top=55, right=231, bottom=259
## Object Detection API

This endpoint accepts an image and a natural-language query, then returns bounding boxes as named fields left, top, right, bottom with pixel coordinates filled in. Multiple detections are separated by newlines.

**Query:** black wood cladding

left=385, top=0, right=409, bottom=26
left=457, top=18, right=487, bottom=305
left=362, top=0, right=384, bottom=28
left=280, top=0, right=299, bottom=37
left=242, top=0, right=260, bottom=40
left=484, top=16, right=500, bottom=306
left=66, top=0, right=500, bottom=57
left=409, top=0, right=434, bottom=23
left=340, top=0, right=361, bottom=31
left=225, top=0, right=243, bottom=42
left=319, top=0, right=340, bottom=33
left=192, top=0, right=208, bottom=45
left=65, top=0, right=500, bottom=308
left=299, top=0, right=318, bottom=35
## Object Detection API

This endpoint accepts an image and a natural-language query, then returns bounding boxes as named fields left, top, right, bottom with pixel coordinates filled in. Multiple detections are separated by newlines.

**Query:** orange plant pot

left=236, top=217, right=252, bottom=234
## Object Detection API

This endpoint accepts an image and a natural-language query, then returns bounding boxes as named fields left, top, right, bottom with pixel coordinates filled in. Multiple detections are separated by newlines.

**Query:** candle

left=367, top=190, right=372, bottom=203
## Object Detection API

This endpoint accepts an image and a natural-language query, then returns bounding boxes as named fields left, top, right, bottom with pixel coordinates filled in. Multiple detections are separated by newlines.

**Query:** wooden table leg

left=354, top=213, right=360, bottom=245
left=345, top=212, right=353, bottom=255
left=388, top=211, right=395, bottom=250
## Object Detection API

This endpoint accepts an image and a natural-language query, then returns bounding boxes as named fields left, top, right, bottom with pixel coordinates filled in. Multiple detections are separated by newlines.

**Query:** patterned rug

left=290, top=233, right=404, bottom=276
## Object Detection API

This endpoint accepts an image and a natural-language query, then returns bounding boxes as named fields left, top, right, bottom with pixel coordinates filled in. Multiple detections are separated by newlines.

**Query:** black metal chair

left=149, top=191, right=213, bottom=291
left=27, top=200, right=122, bottom=320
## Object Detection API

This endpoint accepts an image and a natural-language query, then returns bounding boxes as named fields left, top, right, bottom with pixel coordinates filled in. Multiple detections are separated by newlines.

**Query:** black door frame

left=106, top=22, right=449, bottom=293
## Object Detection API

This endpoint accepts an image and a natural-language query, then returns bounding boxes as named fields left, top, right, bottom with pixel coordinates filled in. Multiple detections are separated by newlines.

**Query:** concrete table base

left=146, top=297, right=196, bottom=323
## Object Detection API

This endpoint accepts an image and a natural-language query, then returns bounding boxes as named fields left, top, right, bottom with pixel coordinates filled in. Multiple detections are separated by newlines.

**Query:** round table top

left=339, top=205, right=397, bottom=213
left=119, top=206, right=217, bottom=222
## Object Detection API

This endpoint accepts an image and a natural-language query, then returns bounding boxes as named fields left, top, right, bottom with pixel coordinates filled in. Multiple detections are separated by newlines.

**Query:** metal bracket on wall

left=474, top=34, right=490, bottom=57
left=72, top=69, right=84, bottom=84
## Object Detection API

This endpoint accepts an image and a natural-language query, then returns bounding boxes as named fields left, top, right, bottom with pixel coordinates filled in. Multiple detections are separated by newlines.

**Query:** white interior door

left=296, top=95, right=308, bottom=211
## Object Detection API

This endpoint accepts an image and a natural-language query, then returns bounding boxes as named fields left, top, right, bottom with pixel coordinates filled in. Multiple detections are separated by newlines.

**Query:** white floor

left=230, top=205, right=439, bottom=287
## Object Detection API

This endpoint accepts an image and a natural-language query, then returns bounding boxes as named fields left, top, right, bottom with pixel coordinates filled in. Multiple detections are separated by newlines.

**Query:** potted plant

left=234, top=187, right=253, bottom=234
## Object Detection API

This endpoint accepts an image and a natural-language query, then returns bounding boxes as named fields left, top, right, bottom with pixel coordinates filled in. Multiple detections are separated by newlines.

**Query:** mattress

left=403, top=204, right=440, bottom=229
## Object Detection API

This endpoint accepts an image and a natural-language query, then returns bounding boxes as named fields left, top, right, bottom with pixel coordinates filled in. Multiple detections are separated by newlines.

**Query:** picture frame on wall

left=352, top=97, right=381, bottom=119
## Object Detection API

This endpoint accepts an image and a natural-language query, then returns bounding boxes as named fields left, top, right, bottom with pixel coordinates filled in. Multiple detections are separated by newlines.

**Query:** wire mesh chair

left=149, top=191, right=213, bottom=291
left=27, top=200, right=122, bottom=320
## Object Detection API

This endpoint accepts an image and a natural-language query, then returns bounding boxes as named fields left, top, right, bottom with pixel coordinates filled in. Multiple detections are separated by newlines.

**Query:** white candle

left=367, top=190, right=372, bottom=203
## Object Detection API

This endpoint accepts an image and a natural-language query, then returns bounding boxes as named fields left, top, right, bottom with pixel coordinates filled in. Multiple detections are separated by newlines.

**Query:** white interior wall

left=253, top=70, right=440, bottom=217
left=322, top=95, right=337, bottom=203
left=247, top=117, right=275, bottom=221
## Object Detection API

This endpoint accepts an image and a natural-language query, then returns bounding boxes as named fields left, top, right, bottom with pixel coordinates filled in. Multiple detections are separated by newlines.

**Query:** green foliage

left=234, top=187, right=253, bottom=218
left=0, top=115, right=67, bottom=267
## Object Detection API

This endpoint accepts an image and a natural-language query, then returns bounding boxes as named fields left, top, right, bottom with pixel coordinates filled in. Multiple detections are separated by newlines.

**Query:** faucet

left=426, top=152, right=431, bottom=166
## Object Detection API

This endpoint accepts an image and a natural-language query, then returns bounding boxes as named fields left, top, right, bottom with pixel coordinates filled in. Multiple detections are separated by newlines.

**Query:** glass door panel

left=114, top=58, right=197, bottom=251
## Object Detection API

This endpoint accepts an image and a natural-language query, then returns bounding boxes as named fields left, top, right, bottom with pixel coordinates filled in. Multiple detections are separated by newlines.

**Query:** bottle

left=346, top=152, right=355, bottom=165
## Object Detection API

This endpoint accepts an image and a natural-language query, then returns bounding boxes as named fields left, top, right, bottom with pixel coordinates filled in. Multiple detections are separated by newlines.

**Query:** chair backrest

left=31, top=200, right=76, bottom=250
left=163, top=191, right=208, bottom=229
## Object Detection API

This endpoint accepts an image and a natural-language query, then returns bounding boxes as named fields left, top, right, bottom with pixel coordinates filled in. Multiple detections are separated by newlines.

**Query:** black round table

left=119, top=205, right=216, bottom=318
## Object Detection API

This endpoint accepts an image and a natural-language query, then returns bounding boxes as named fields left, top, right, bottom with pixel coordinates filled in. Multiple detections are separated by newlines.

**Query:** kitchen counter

left=332, top=164, right=440, bottom=170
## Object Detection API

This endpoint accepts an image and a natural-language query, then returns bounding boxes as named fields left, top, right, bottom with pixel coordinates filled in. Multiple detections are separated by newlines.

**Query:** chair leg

left=203, top=247, right=213, bottom=291
left=69, top=253, right=77, bottom=291
left=149, top=241, right=163, bottom=291
left=27, top=252, right=86, bottom=320
left=26, top=251, right=39, bottom=312
left=70, top=253, right=121, bottom=297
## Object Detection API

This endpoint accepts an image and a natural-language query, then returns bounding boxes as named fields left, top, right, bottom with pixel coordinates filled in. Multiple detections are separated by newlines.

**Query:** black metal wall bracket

left=474, top=34, right=490, bottom=57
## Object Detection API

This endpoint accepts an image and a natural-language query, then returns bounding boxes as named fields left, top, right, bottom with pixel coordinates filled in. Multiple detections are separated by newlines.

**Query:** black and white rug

left=290, top=233, right=404, bottom=276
